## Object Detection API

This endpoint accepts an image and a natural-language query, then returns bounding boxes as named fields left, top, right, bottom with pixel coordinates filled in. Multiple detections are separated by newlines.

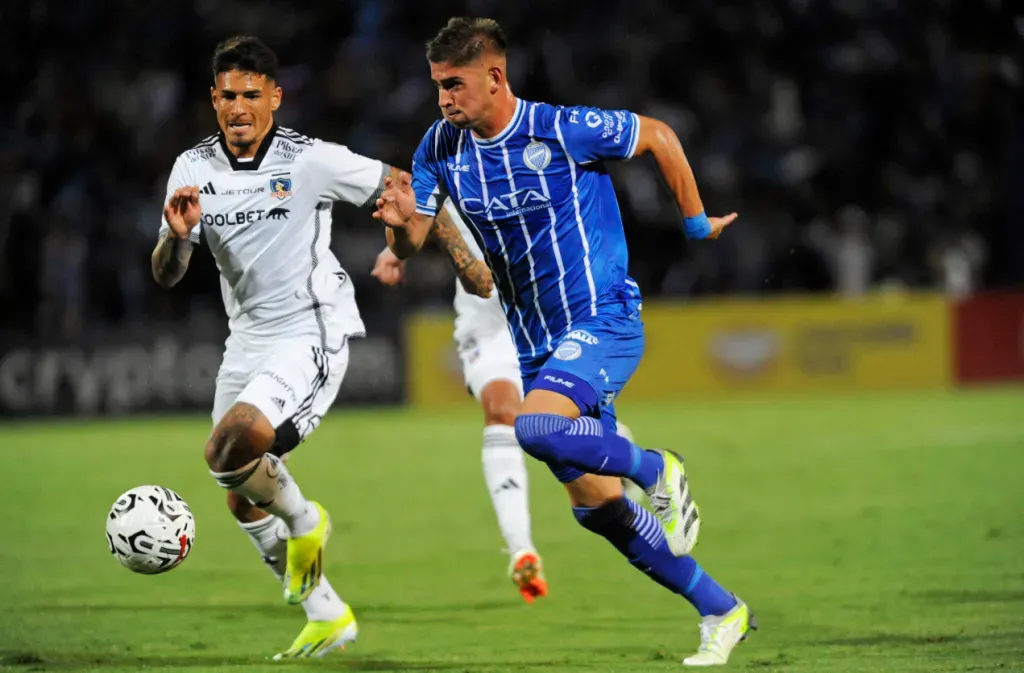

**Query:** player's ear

left=488, top=66, right=503, bottom=94
left=271, top=85, right=282, bottom=112
left=209, top=86, right=217, bottom=110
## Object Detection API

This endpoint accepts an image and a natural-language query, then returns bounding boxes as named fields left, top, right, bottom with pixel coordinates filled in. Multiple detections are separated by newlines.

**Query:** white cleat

left=645, top=450, right=701, bottom=556
left=683, top=598, right=757, bottom=667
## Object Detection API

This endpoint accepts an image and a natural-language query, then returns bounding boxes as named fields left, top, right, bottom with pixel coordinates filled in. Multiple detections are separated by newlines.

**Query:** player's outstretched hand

left=371, top=247, right=406, bottom=287
left=163, top=186, right=203, bottom=239
left=372, top=171, right=416, bottom=228
left=707, top=213, right=738, bottom=240
left=457, top=259, right=495, bottom=299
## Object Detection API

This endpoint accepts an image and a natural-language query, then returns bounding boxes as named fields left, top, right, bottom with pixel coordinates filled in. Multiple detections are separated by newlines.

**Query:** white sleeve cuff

left=624, top=113, right=641, bottom=160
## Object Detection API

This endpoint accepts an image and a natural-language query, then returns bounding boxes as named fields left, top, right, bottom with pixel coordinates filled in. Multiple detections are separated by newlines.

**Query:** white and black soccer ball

left=105, top=485, right=195, bottom=575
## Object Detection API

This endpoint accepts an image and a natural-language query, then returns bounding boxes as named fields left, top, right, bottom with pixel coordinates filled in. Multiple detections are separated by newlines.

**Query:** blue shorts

left=521, top=299, right=644, bottom=428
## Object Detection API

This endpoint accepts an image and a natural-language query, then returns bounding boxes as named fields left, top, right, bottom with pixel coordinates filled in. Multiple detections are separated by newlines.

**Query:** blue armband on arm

left=683, top=212, right=712, bottom=240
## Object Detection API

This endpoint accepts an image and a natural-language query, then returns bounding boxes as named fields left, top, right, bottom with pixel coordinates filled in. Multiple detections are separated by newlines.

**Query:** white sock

left=482, top=425, right=534, bottom=554
left=238, top=515, right=346, bottom=622
left=213, top=454, right=319, bottom=537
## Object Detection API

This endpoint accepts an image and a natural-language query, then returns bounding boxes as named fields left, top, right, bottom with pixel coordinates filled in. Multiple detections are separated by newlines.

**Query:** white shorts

left=453, top=280, right=523, bottom=401
left=456, top=327, right=523, bottom=401
left=212, top=336, right=350, bottom=452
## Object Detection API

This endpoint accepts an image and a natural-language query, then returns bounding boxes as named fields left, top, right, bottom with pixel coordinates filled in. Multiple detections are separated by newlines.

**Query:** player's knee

left=513, top=413, right=572, bottom=463
left=204, top=403, right=275, bottom=473
left=204, top=430, right=248, bottom=473
left=480, top=380, right=521, bottom=427
left=482, top=396, right=519, bottom=427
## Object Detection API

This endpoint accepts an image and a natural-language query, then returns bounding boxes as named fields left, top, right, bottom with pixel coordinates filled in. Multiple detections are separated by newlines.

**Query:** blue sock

left=574, top=498, right=737, bottom=616
left=683, top=562, right=740, bottom=617
left=515, top=414, right=665, bottom=487
left=628, top=445, right=664, bottom=490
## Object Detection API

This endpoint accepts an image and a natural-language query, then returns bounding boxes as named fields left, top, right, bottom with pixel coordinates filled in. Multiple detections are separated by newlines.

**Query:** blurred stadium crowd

left=1, top=0, right=1020, bottom=340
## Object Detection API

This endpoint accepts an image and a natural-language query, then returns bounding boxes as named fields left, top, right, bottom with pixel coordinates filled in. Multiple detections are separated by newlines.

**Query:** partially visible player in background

left=373, top=18, right=753, bottom=666
left=372, top=199, right=640, bottom=603
left=152, top=36, right=488, bottom=660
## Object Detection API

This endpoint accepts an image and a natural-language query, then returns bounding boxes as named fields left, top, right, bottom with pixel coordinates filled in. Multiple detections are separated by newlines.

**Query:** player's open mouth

left=228, top=122, right=252, bottom=131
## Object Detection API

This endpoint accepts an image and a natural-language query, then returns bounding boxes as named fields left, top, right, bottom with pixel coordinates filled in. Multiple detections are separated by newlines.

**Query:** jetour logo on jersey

left=459, top=188, right=550, bottom=219
left=269, top=173, right=293, bottom=199
left=222, top=185, right=266, bottom=196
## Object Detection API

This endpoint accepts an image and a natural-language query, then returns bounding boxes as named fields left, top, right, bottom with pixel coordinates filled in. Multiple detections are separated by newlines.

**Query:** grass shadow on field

left=820, top=630, right=1024, bottom=648
left=356, top=600, right=513, bottom=620
left=25, top=599, right=513, bottom=624
left=333, top=658, right=567, bottom=671
left=913, top=589, right=1024, bottom=604
left=0, top=650, right=567, bottom=671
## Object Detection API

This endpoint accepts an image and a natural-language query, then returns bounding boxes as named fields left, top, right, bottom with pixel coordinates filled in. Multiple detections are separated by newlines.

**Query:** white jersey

left=160, top=125, right=388, bottom=350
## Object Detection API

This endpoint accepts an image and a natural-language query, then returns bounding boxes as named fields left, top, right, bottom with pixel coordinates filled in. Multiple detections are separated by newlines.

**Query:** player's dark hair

left=211, top=35, right=279, bottom=81
left=426, top=17, right=506, bottom=66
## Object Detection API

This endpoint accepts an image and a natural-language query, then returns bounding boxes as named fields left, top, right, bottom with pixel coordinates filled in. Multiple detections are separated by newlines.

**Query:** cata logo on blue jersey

left=459, top=188, right=550, bottom=219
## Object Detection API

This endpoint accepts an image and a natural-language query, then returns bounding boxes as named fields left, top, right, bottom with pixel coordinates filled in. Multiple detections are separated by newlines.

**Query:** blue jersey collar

left=471, top=98, right=525, bottom=147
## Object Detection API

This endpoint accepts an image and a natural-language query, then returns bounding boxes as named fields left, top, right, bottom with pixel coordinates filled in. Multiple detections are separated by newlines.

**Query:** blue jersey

left=411, top=99, right=642, bottom=364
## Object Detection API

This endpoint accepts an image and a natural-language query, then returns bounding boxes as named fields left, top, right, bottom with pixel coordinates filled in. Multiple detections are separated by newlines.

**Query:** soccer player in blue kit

left=374, top=18, right=755, bottom=666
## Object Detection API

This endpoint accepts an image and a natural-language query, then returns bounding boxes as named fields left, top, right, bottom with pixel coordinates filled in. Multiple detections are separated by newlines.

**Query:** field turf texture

left=1, top=389, right=1022, bottom=672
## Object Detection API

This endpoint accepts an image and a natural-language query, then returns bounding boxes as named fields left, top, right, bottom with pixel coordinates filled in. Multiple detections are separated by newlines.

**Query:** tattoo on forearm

left=461, top=259, right=492, bottom=294
left=430, top=213, right=475, bottom=274
left=152, top=233, right=193, bottom=287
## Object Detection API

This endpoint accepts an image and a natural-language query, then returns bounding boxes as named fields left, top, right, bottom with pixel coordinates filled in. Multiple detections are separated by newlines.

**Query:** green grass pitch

left=1, top=389, right=1022, bottom=672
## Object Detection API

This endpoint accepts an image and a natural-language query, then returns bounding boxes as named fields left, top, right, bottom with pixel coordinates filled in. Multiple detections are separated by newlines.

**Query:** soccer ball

left=105, top=485, right=195, bottom=574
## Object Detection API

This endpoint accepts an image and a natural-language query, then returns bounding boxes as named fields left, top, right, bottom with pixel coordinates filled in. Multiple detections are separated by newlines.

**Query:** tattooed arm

left=375, top=204, right=494, bottom=298
left=151, top=232, right=194, bottom=289
left=430, top=206, right=494, bottom=298
left=152, top=185, right=202, bottom=289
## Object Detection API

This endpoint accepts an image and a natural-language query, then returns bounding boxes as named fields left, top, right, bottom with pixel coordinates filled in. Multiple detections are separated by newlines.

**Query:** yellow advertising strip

left=630, top=293, right=951, bottom=399
left=407, top=311, right=471, bottom=409
left=407, top=294, right=952, bottom=408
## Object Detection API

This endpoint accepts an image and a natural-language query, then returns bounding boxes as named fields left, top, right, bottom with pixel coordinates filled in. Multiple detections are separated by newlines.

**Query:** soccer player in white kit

left=152, top=36, right=490, bottom=659
left=372, top=200, right=638, bottom=603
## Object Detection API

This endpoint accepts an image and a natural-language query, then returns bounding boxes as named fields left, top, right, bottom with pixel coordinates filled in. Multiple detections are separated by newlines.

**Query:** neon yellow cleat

left=283, top=501, right=330, bottom=605
left=645, top=450, right=700, bottom=556
left=683, top=598, right=757, bottom=667
left=272, top=604, right=358, bottom=660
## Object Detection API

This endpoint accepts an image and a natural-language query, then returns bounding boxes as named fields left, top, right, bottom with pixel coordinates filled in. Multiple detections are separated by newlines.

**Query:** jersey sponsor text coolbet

left=160, top=125, right=388, bottom=349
